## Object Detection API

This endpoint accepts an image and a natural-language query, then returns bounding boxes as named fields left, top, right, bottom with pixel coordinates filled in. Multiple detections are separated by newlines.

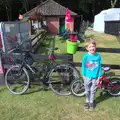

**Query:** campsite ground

left=0, top=29, right=120, bottom=120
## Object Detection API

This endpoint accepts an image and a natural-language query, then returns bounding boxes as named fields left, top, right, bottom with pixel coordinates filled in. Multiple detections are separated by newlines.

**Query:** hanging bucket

left=66, top=40, right=79, bottom=54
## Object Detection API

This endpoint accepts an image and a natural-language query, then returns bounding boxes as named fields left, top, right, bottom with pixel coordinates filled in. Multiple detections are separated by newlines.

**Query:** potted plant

left=66, top=32, right=80, bottom=54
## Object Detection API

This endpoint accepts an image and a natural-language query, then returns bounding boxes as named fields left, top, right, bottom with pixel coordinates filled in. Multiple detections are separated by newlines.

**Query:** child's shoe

left=89, top=103, right=94, bottom=111
left=84, top=102, right=89, bottom=111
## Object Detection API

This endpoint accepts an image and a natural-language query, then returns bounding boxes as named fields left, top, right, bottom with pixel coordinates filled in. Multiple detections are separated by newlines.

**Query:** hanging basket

left=66, top=40, right=79, bottom=54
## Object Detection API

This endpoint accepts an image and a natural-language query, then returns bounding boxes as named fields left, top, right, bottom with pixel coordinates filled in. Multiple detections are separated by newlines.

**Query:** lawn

left=0, top=30, right=120, bottom=120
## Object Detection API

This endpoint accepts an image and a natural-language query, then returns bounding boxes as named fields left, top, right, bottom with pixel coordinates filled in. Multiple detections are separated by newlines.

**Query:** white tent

left=93, top=8, right=120, bottom=33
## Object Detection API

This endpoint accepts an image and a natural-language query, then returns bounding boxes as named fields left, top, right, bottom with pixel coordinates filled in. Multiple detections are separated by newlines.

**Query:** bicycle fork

left=26, top=64, right=36, bottom=74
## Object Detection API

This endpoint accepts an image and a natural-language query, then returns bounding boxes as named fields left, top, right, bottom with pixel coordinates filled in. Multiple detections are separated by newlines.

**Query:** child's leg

left=90, top=78, right=97, bottom=104
left=84, top=78, right=92, bottom=103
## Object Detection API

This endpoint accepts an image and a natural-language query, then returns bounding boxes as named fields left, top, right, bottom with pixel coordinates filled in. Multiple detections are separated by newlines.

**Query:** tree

left=0, top=0, right=13, bottom=21
left=110, top=0, right=117, bottom=8
left=19, top=0, right=45, bottom=13
left=19, top=0, right=29, bottom=13
left=78, top=0, right=93, bottom=13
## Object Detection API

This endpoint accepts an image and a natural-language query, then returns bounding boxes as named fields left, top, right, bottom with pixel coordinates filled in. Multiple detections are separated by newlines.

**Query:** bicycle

left=5, top=42, right=80, bottom=96
left=70, top=66, right=120, bottom=97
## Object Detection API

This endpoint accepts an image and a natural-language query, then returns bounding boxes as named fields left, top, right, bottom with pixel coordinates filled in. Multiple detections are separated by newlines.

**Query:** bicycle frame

left=99, top=72, right=119, bottom=91
left=17, top=50, right=57, bottom=83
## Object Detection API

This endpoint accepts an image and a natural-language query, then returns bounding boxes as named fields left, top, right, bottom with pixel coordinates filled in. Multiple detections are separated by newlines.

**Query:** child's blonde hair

left=85, top=38, right=96, bottom=48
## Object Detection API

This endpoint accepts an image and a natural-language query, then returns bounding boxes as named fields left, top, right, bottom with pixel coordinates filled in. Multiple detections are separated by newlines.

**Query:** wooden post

left=67, top=53, right=73, bottom=63
left=29, top=20, right=32, bottom=35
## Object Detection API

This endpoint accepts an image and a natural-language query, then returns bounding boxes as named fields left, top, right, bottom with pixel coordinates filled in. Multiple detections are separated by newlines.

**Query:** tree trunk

left=5, top=6, right=11, bottom=21
left=111, top=0, right=117, bottom=8
left=20, top=0, right=29, bottom=12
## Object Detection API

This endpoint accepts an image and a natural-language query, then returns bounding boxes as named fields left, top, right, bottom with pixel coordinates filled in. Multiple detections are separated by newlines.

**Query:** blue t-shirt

left=81, top=52, right=102, bottom=78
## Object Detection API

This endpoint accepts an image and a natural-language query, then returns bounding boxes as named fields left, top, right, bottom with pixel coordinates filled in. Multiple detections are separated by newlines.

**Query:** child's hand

left=82, top=76, right=86, bottom=80
left=96, top=77, right=101, bottom=87
left=96, top=79, right=99, bottom=85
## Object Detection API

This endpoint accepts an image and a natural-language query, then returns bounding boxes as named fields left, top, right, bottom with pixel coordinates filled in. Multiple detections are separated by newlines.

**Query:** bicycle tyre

left=5, top=65, right=30, bottom=95
left=48, top=64, right=80, bottom=96
left=107, top=78, right=120, bottom=96
left=70, top=79, right=85, bottom=97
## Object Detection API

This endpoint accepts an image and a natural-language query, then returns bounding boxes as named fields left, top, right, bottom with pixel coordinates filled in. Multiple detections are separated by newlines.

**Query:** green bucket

left=66, top=40, right=79, bottom=54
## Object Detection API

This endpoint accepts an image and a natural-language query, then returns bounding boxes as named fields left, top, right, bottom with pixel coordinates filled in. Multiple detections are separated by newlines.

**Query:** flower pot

left=66, top=40, right=79, bottom=54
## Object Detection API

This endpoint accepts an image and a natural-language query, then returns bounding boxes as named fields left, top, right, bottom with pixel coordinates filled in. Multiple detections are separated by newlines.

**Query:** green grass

left=0, top=85, right=120, bottom=120
left=0, top=30, right=120, bottom=120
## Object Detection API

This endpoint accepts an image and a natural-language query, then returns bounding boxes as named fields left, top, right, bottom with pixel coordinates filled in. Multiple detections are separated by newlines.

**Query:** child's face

left=86, top=43, right=96, bottom=54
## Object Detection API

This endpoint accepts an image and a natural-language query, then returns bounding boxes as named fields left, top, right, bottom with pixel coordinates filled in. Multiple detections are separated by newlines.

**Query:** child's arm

left=98, top=55, right=102, bottom=77
left=96, top=55, right=102, bottom=86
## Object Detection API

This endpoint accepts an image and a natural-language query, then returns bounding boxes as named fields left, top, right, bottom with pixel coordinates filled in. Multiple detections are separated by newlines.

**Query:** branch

left=111, top=0, right=117, bottom=8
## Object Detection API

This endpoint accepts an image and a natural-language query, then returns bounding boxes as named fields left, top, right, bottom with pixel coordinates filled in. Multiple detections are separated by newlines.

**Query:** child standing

left=81, top=38, right=102, bottom=111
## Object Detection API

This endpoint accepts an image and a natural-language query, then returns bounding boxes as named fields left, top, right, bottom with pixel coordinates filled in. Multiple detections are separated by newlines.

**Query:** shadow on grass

left=85, top=35, right=94, bottom=39
left=116, top=36, right=120, bottom=43
left=23, top=84, right=49, bottom=95
left=58, top=36, right=66, bottom=43
left=0, top=86, right=7, bottom=93
left=58, top=34, right=95, bottom=43
left=39, top=36, right=56, bottom=54
left=95, top=92, right=112, bottom=106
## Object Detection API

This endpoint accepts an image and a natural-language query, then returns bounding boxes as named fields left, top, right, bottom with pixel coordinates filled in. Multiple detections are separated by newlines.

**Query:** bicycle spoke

left=108, top=78, right=120, bottom=96
left=5, top=65, right=29, bottom=94
left=49, top=64, right=80, bottom=96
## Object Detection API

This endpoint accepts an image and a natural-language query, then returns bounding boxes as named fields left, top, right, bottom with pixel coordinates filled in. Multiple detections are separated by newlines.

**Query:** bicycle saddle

left=102, top=66, right=110, bottom=72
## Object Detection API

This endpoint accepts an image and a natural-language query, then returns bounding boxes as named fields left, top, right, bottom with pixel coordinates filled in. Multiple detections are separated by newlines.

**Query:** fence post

left=67, top=54, right=73, bottom=63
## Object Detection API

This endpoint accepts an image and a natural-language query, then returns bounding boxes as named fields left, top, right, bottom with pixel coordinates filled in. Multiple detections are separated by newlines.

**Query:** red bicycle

left=70, top=67, right=120, bottom=97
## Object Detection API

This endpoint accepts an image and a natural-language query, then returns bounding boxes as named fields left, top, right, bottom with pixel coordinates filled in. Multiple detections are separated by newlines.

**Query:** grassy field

left=0, top=30, right=120, bottom=120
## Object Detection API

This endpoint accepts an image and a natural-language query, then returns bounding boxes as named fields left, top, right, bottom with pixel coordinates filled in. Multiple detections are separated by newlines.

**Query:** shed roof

left=23, top=0, right=77, bottom=18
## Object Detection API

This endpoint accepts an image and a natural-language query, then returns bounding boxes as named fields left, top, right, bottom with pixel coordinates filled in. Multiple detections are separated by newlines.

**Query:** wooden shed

left=23, top=0, right=78, bottom=34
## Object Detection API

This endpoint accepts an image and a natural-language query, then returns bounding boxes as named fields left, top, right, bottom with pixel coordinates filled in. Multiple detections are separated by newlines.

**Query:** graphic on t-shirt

left=86, top=60, right=98, bottom=71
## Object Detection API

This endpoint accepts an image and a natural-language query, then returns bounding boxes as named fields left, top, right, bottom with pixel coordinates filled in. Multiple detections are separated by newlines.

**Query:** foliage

left=78, top=0, right=118, bottom=14
left=20, top=17, right=28, bottom=22
left=78, top=0, right=93, bottom=13
left=0, top=0, right=13, bottom=20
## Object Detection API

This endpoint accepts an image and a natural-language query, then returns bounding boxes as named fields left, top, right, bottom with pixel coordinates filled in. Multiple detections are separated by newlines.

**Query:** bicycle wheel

left=5, top=65, right=30, bottom=94
left=48, top=64, right=80, bottom=96
left=70, top=79, right=85, bottom=97
left=107, top=78, right=120, bottom=96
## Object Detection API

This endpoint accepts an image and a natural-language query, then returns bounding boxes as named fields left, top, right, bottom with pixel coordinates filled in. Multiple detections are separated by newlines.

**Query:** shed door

left=59, top=17, right=65, bottom=34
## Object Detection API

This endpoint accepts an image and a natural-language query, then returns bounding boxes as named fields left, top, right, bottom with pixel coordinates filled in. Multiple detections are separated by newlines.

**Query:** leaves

left=78, top=0, right=93, bottom=13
